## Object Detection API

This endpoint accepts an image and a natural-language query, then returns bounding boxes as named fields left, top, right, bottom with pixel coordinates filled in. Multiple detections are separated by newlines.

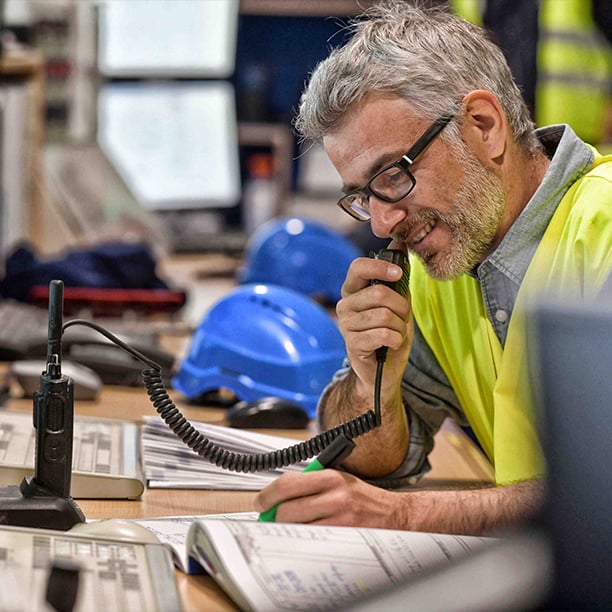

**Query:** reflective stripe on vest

left=452, top=0, right=611, bottom=145
left=537, top=0, right=611, bottom=144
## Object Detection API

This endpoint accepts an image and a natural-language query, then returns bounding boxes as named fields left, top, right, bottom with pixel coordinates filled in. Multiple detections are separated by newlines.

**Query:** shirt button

left=495, top=309, right=508, bottom=323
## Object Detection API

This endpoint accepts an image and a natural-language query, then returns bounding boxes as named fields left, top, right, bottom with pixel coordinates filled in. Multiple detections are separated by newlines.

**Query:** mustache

left=392, top=209, right=444, bottom=242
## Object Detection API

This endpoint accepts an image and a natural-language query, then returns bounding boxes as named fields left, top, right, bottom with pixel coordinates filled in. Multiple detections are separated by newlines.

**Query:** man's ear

left=460, top=90, right=507, bottom=162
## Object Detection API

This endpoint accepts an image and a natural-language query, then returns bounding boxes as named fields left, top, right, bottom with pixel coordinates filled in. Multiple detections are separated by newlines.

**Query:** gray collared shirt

left=321, top=124, right=597, bottom=487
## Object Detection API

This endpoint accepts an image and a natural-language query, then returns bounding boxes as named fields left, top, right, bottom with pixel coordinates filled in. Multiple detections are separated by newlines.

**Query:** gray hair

left=295, top=0, right=538, bottom=151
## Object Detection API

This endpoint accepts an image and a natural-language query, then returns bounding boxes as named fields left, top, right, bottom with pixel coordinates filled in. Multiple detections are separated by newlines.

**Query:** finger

left=339, top=288, right=410, bottom=340
left=340, top=256, right=404, bottom=299
left=274, top=471, right=350, bottom=524
left=254, top=471, right=333, bottom=514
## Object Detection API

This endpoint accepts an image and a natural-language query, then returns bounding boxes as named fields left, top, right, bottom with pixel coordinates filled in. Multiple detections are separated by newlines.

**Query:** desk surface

left=3, top=255, right=493, bottom=610
left=6, top=381, right=493, bottom=611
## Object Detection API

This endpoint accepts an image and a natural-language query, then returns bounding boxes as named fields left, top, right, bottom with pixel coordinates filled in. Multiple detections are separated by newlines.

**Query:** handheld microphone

left=369, top=248, right=410, bottom=294
left=369, top=248, right=410, bottom=362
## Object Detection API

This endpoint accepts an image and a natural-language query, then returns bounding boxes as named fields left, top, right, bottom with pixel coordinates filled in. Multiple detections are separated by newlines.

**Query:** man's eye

left=376, top=167, right=406, bottom=189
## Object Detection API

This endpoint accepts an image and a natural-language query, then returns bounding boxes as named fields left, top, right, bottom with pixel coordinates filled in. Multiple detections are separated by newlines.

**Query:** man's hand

left=254, top=470, right=545, bottom=536
left=255, top=469, right=399, bottom=529
left=317, top=242, right=413, bottom=478
left=336, top=247, right=413, bottom=397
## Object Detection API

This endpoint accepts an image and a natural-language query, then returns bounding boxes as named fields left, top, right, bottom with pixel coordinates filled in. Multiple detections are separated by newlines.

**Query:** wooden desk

left=6, top=382, right=493, bottom=611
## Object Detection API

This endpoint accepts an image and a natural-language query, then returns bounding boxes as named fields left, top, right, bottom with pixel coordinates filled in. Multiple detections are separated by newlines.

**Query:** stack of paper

left=141, top=416, right=312, bottom=490
left=0, top=409, right=145, bottom=499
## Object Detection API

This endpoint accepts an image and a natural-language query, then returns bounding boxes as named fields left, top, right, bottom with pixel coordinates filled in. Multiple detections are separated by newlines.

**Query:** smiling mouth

left=409, top=220, right=436, bottom=247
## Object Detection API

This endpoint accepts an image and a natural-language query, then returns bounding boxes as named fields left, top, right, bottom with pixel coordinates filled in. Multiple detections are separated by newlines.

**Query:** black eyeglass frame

left=337, top=113, right=455, bottom=221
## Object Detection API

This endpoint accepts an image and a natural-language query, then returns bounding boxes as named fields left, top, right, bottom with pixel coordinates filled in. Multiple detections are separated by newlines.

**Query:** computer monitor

left=529, top=296, right=612, bottom=610
left=97, top=0, right=238, bottom=78
left=97, top=81, right=241, bottom=211
left=96, top=0, right=241, bottom=213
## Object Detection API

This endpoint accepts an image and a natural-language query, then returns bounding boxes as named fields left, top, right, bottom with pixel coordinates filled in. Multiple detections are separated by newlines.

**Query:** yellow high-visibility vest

left=409, top=149, right=612, bottom=485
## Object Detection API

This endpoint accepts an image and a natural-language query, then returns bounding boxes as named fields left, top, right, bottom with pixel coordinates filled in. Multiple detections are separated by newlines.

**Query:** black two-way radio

left=1, top=248, right=410, bottom=518
left=0, top=280, right=85, bottom=529
left=27, top=280, right=78, bottom=499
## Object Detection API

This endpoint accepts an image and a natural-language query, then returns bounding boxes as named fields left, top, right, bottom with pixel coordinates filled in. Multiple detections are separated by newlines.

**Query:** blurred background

left=0, top=0, right=609, bottom=325
left=0, top=0, right=379, bottom=262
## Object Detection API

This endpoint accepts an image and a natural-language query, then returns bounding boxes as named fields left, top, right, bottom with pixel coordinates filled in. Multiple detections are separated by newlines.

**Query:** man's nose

left=369, top=196, right=407, bottom=238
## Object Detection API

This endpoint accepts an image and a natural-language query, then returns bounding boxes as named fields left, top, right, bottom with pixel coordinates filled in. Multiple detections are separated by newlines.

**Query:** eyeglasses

left=337, top=114, right=454, bottom=221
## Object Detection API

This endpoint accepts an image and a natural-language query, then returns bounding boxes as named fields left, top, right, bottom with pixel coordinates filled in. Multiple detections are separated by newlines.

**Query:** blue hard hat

left=171, top=283, right=346, bottom=418
left=238, top=217, right=361, bottom=304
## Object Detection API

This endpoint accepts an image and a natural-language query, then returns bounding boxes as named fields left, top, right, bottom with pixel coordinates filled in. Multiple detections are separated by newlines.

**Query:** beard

left=394, top=142, right=506, bottom=281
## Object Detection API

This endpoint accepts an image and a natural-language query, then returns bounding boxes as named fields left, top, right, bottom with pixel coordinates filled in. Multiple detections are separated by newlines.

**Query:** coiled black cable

left=63, top=319, right=384, bottom=473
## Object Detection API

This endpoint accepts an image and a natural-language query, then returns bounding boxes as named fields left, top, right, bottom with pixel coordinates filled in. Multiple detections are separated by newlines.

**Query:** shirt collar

left=474, top=124, right=594, bottom=282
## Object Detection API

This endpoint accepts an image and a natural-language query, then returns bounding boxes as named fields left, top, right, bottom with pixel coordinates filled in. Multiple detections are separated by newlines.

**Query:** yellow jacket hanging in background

left=451, top=0, right=612, bottom=146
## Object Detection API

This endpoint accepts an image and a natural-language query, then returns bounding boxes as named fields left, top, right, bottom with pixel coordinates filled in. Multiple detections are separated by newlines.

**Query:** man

left=254, top=0, right=612, bottom=535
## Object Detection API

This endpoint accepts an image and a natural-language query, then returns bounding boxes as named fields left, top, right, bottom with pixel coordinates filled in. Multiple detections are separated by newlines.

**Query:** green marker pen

left=258, top=433, right=355, bottom=522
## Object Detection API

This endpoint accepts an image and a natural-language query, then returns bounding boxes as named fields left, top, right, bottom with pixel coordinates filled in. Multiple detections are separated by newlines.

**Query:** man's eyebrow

left=341, top=149, right=400, bottom=194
